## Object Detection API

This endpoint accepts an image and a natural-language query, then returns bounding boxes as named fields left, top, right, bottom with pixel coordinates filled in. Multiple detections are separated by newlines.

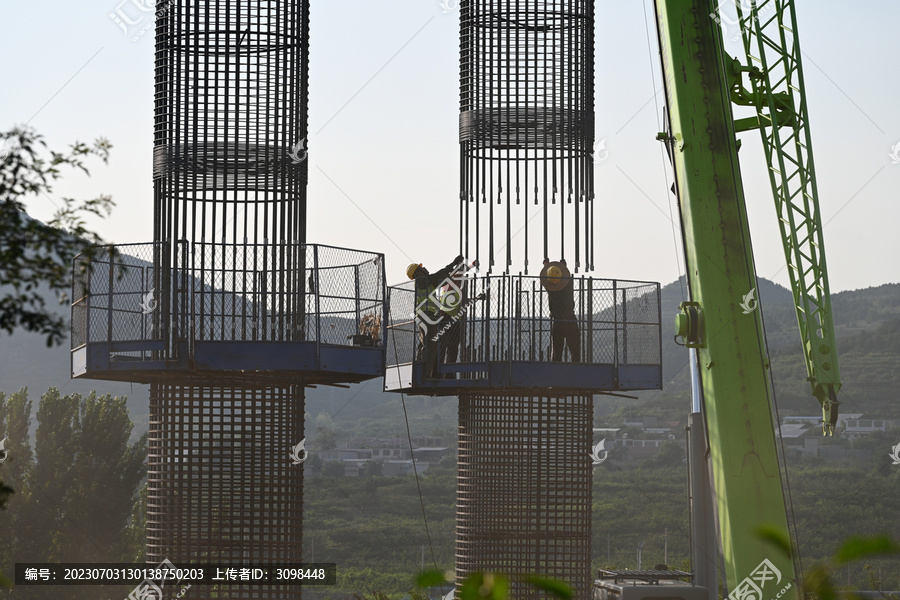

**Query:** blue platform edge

left=72, top=341, right=384, bottom=384
left=384, top=361, right=662, bottom=396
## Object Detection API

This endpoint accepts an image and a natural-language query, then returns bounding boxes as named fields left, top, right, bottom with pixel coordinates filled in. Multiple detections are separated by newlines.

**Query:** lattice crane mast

left=731, top=0, right=842, bottom=433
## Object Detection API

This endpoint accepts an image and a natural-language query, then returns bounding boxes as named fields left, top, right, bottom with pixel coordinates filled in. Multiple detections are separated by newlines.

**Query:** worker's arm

left=429, top=255, right=465, bottom=286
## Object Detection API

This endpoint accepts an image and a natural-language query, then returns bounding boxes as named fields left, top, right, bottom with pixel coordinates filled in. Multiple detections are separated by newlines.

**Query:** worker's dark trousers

left=420, top=321, right=441, bottom=378
left=439, top=319, right=462, bottom=371
left=551, top=318, right=581, bottom=362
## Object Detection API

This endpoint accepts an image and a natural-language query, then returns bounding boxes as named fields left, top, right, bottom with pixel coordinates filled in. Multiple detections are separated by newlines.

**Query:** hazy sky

left=1, top=0, right=897, bottom=294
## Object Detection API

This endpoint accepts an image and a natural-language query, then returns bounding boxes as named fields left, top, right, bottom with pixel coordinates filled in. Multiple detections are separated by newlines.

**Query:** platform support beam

left=456, top=394, right=592, bottom=599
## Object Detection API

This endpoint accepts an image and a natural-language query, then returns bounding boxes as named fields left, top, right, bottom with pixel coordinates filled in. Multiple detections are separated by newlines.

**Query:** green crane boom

left=655, top=0, right=842, bottom=596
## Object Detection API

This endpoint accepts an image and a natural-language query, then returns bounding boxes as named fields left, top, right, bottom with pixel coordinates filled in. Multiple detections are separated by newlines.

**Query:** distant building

left=842, top=417, right=894, bottom=437
left=593, top=427, right=621, bottom=442
left=413, top=447, right=452, bottom=463
left=777, top=423, right=817, bottom=456
left=309, top=436, right=451, bottom=476
left=777, top=419, right=873, bottom=462
left=623, top=415, right=658, bottom=428
left=783, top=413, right=895, bottom=439
left=381, top=459, right=429, bottom=477
left=617, top=437, right=677, bottom=461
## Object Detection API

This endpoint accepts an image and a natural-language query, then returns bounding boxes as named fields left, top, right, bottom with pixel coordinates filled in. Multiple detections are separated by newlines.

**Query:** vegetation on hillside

left=0, top=388, right=145, bottom=599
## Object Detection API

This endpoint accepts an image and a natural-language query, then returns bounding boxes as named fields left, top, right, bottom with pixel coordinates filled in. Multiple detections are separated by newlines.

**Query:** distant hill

left=623, top=279, right=900, bottom=425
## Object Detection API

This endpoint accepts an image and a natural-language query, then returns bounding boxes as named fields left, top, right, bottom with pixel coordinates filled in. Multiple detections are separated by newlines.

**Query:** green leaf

left=523, top=575, right=572, bottom=600
left=417, top=569, right=451, bottom=589
left=458, top=572, right=508, bottom=600
left=754, top=524, right=793, bottom=558
left=491, top=575, right=508, bottom=600
left=834, top=535, right=900, bottom=564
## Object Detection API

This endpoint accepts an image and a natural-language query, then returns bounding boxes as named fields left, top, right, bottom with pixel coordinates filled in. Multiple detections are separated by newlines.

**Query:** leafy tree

left=67, top=392, right=148, bottom=562
left=417, top=570, right=572, bottom=600
left=0, top=389, right=32, bottom=512
left=0, top=126, right=114, bottom=347
left=0, top=388, right=146, bottom=598
left=0, top=389, right=33, bottom=588
left=124, top=483, right=148, bottom=563
left=322, top=460, right=345, bottom=477
left=360, top=460, right=383, bottom=478
left=16, top=387, right=81, bottom=563
left=757, top=525, right=900, bottom=599
left=314, top=410, right=339, bottom=451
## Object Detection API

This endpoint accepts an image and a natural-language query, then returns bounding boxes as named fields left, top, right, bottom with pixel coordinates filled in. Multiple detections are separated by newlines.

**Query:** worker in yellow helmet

left=541, top=258, right=580, bottom=362
left=408, top=254, right=465, bottom=378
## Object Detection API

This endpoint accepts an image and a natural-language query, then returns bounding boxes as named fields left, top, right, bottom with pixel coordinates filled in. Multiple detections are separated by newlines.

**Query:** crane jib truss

left=730, top=0, right=842, bottom=434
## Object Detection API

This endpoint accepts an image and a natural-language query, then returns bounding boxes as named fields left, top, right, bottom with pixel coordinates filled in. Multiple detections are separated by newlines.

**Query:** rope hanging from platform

left=460, top=0, right=595, bottom=274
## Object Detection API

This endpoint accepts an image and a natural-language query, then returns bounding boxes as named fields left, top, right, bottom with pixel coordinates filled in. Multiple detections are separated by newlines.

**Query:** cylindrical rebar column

left=153, top=0, right=309, bottom=248
left=147, top=2, right=310, bottom=597
left=457, top=394, right=592, bottom=599
left=148, top=383, right=304, bottom=597
left=460, top=0, right=595, bottom=274
left=456, top=2, right=595, bottom=597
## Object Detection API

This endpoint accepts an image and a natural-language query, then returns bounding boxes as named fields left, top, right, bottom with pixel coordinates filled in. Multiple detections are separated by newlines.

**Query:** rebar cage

left=147, top=382, right=304, bottom=599
left=460, top=0, right=595, bottom=272
left=456, top=394, right=593, bottom=600
left=153, top=0, right=309, bottom=249
left=71, top=243, right=385, bottom=384
left=384, top=274, right=661, bottom=394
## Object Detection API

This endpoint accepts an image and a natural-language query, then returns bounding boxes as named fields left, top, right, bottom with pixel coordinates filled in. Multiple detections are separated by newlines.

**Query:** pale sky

left=1, top=0, right=897, bottom=293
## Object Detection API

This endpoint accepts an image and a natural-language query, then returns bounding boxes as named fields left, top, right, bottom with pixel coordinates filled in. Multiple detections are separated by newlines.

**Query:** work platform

left=70, top=242, right=385, bottom=386
left=384, top=274, right=662, bottom=396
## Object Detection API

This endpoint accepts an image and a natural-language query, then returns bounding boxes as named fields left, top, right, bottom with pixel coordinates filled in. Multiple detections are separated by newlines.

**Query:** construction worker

left=408, top=255, right=465, bottom=378
left=541, top=258, right=581, bottom=362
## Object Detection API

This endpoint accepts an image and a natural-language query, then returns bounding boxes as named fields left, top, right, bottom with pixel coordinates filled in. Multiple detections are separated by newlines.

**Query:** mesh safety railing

left=71, top=242, right=182, bottom=360
left=73, top=242, right=385, bottom=359
left=386, top=274, right=660, bottom=369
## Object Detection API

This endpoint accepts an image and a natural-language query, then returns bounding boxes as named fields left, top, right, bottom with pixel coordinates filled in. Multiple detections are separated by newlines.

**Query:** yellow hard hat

left=407, top=263, right=422, bottom=280
left=547, top=265, right=562, bottom=283
left=540, top=260, right=571, bottom=291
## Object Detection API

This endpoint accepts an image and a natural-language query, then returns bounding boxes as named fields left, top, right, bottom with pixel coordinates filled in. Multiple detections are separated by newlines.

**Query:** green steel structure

left=731, top=0, right=842, bottom=433
left=656, top=0, right=841, bottom=596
